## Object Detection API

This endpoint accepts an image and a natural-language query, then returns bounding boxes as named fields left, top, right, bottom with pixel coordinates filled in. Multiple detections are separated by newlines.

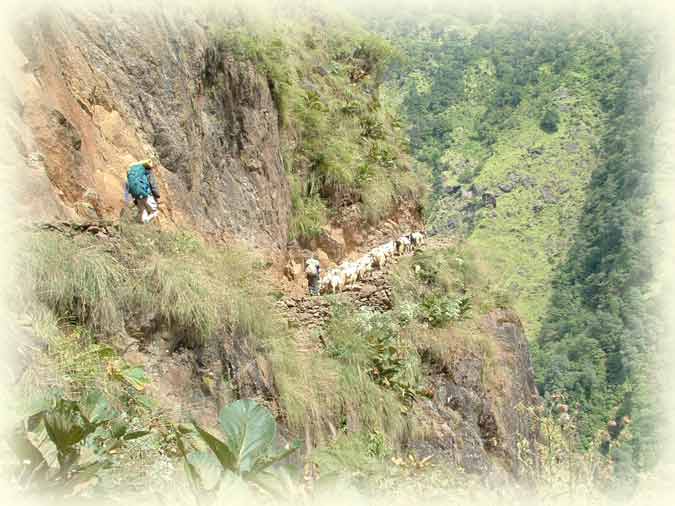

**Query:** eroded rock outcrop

left=11, top=4, right=291, bottom=248
left=412, top=309, right=540, bottom=480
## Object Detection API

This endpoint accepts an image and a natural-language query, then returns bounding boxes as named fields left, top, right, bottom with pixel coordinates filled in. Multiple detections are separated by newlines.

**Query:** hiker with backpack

left=126, top=159, right=160, bottom=224
left=305, top=257, right=321, bottom=296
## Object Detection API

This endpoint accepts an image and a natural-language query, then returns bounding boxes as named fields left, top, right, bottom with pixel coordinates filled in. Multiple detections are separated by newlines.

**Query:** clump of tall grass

left=21, top=225, right=282, bottom=350
left=270, top=302, right=420, bottom=452
left=289, top=175, right=329, bottom=239
left=130, top=256, right=218, bottom=347
left=23, top=231, right=125, bottom=332
left=361, top=174, right=395, bottom=225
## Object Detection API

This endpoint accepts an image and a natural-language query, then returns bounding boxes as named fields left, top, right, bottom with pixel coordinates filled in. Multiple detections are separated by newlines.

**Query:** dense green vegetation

left=13, top=222, right=511, bottom=497
left=365, top=5, right=659, bottom=476
left=535, top=31, right=658, bottom=473
left=377, top=13, right=613, bottom=336
left=11, top=224, right=289, bottom=494
left=11, top=389, right=151, bottom=496
left=206, top=5, right=426, bottom=240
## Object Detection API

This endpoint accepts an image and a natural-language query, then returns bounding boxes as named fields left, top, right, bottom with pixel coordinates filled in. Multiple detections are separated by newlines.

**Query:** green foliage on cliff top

left=206, top=7, right=427, bottom=240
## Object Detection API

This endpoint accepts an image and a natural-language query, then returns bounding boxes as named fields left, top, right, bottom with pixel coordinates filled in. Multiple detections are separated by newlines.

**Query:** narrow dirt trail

left=30, top=219, right=453, bottom=338
left=277, top=234, right=455, bottom=335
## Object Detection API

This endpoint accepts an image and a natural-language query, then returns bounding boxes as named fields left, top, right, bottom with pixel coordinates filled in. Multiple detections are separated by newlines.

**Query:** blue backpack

left=126, top=163, right=150, bottom=199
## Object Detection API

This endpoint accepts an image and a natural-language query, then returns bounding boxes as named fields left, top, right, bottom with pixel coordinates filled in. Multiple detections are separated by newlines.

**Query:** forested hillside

left=376, top=10, right=616, bottom=335
left=363, top=4, right=659, bottom=476
left=536, top=32, right=658, bottom=472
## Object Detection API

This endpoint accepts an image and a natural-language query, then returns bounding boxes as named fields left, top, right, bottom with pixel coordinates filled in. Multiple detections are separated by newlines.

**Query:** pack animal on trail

left=313, top=230, right=426, bottom=297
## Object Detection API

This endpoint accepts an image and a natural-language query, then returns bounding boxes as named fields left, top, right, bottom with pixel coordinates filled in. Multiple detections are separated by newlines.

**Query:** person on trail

left=126, top=159, right=160, bottom=224
left=305, top=257, right=321, bottom=296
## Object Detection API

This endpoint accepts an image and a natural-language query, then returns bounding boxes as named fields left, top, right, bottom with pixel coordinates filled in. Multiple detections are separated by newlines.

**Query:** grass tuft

left=21, top=225, right=282, bottom=351
left=24, top=232, right=125, bottom=332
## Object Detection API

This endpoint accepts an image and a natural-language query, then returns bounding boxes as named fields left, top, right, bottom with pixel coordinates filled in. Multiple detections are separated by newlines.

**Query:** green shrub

left=540, top=107, right=560, bottom=133
left=420, top=294, right=461, bottom=328
left=175, top=399, right=298, bottom=498
left=289, top=177, right=329, bottom=240
left=392, top=243, right=511, bottom=322
left=10, top=389, right=150, bottom=496
left=326, top=306, right=422, bottom=401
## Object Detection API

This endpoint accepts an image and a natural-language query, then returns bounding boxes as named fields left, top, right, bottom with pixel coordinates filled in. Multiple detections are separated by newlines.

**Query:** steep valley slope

left=370, top=4, right=658, bottom=468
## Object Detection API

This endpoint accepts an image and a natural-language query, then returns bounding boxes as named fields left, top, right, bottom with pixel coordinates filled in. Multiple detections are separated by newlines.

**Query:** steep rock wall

left=10, top=4, right=291, bottom=248
left=413, top=309, right=540, bottom=479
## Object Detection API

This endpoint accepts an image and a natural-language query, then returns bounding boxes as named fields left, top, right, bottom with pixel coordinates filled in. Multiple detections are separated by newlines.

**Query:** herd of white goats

left=317, top=231, right=426, bottom=294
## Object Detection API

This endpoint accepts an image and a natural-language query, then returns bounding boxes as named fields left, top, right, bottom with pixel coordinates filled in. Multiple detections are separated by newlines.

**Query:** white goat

left=356, top=254, right=374, bottom=280
left=410, top=231, right=424, bottom=248
left=321, top=269, right=345, bottom=294
left=381, top=241, right=395, bottom=258
left=372, top=247, right=387, bottom=270
left=311, top=232, right=426, bottom=297
left=342, top=262, right=359, bottom=287
left=396, top=235, right=412, bottom=255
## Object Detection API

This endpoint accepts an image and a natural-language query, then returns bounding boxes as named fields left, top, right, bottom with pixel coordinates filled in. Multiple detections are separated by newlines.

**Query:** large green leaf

left=186, top=451, right=223, bottom=491
left=218, top=399, right=276, bottom=474
left=8, top=428, right=48, bottom=480
left=21, top=396, right=51, bottom=421
left=248, top=467, right=300, bottom=498
left=43, top=404, right=86, bottom=454
left=175, top=433, right=197, bottom=492
left=192, top=422, right=236, bottom=472
left=78, top=391, right=116, bottom=426
left=26, top=421, right=59, bottom=470
left=250, top=441, right=300, bottom=475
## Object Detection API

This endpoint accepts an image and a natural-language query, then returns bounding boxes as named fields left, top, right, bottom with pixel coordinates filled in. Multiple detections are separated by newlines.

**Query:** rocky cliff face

left=10, top=4, right=291, bottom=249
left=412, top=309, right=540, bottom=479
